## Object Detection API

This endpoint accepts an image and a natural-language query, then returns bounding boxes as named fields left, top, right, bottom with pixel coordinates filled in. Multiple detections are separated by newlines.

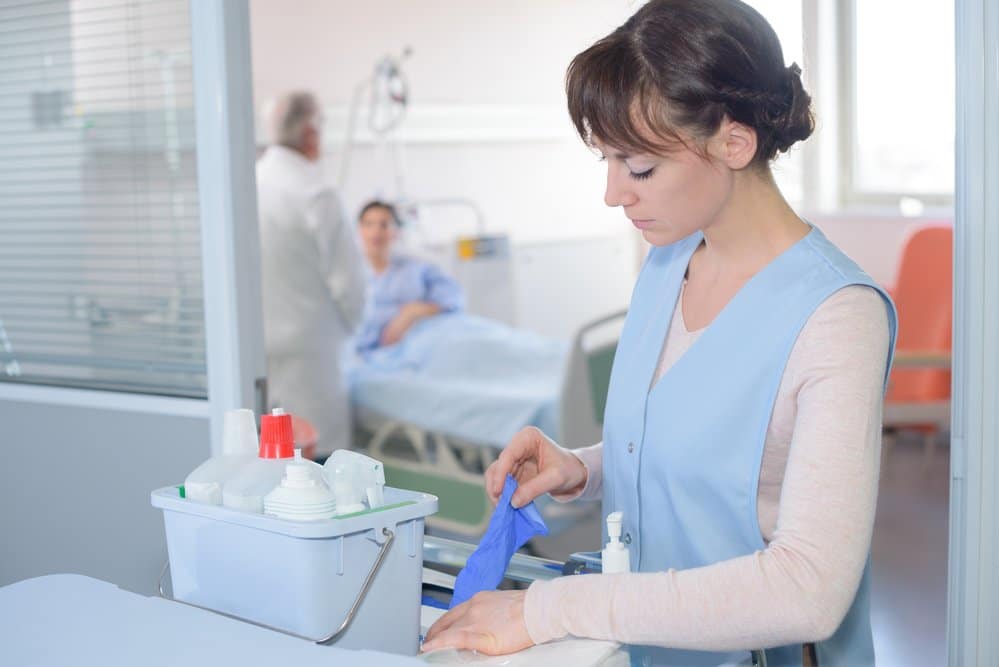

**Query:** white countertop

left=0, top=574, right=625, bottom=667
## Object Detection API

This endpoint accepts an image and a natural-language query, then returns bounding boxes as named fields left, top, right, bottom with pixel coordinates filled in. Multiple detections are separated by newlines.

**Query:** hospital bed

left=349, top=310, right=626, bottom=540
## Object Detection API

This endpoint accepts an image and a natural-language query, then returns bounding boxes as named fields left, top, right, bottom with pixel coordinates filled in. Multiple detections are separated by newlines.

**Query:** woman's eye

left=629, top=167, right=655, bottom=181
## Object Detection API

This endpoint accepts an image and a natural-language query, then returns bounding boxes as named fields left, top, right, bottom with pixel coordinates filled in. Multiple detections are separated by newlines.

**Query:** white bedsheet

left=348, top=314, right=567, bottom=448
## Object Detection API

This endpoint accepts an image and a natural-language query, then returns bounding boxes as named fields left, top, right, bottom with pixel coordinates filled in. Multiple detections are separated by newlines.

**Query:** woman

left=355, top=200, right=465, bottom=352
left=422, top=1, right=895, bottom=665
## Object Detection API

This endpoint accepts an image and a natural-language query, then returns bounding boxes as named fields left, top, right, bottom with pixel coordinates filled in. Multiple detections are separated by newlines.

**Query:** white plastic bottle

left=263, top=450, right=337, bottom=521
left=601, top=511, right=631, bottom=574
left=223, top=408, right=323, bottom=513
left=184, top=409, right=258, bottom=505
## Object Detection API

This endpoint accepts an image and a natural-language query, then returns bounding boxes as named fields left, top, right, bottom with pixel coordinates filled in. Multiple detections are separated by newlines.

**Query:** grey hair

left=271, top=91, right=319, bottom=149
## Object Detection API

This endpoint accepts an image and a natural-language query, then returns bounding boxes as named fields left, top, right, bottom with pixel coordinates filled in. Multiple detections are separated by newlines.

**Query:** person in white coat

left=256, top=91, right=367, bottom=457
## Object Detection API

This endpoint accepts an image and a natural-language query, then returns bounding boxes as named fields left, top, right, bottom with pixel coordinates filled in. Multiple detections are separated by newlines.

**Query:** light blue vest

left=602, top=227, right=897, bottom=667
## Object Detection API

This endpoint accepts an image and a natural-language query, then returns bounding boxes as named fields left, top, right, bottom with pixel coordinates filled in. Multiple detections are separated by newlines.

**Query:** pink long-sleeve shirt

left=525, top=285, right=890, bottom=651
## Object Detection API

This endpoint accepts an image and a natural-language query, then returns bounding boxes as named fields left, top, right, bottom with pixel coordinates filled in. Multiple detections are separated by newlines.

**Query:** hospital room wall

left=249, top=0, right=634, bottom=240
left=0, top=399, right=208, bottom=594
left=813, top=216, right=949, bottom=286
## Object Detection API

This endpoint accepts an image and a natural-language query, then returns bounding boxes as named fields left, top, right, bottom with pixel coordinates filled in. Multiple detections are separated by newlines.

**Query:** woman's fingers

left=510, top=465, right=563, bottom=508
left=422, top=629, right=494, bottom=654
left=486, top=429, right=541, bottom=501
left=424, top=601, right=470, bottom=643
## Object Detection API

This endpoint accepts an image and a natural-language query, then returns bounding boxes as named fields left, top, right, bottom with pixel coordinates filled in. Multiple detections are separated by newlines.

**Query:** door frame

left=189, top=0, right=266, bottom=454
left=950, top=0, right=999, bottom=664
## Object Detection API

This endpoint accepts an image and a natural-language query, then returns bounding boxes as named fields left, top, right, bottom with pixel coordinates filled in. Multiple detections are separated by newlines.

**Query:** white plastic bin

left=151, top=485, right=438, bottom=656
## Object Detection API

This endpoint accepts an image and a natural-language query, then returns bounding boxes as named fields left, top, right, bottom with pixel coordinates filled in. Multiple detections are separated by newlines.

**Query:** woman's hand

left=421, top=590, right=533, bottom=655
left=379, top=310, right=415, bottom=346
left=379, top=302, right=442, bottom=346
left=485, top=427, right=587, bottom=508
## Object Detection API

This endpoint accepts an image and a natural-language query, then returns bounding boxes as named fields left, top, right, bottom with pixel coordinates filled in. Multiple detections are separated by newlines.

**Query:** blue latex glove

left=449, top=475, right=549, bottom=608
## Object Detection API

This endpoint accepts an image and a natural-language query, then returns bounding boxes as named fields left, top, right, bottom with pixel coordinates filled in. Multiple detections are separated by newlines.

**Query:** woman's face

left=596, top=132, right=734, bottom=247
left=358, top=206, right=399, bottom=257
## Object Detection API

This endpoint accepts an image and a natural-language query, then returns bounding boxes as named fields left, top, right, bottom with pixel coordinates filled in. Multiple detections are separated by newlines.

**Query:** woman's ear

left=707, top=118, right=757, bottom=170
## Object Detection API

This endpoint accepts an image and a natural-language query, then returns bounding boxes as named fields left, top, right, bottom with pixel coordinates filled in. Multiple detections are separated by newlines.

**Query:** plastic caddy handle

left=157, top=527, right=395, bottom=645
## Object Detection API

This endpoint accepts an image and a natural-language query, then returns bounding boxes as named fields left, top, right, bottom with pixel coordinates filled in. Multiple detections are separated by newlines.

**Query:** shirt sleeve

left=523, top=286, right=891, bottom=651
left=305, top=188, right=369, bottom=330
left=421, top=262, right=465, bottom=312
left=550, top=442, right=604, bottom=503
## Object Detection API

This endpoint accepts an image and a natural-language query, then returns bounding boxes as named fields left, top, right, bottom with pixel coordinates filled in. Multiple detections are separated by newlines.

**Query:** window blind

left=0, top=0, right=207, bottom=397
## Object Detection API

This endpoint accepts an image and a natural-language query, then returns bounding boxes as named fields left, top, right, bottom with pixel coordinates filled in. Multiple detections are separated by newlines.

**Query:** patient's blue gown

left=357, top=255, right=465, bottom=353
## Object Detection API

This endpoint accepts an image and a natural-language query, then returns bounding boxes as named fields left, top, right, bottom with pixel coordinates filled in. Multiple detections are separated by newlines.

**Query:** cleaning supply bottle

left=322, top=449, right=386, bottom=516
left=223, top=408, right=322, bottom=513
left=601, top=511, right=631, bottom=574
left=263, top=449, right=337, bottom=521
left=184, top=409, right=258, bottom=505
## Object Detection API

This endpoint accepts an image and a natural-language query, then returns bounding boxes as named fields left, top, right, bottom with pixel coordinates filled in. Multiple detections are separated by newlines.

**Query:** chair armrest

left=893, top=351, right=951, bottom=369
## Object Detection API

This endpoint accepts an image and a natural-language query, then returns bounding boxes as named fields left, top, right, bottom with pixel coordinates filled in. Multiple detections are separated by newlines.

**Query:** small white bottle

left=263, top=450, right=337, bottom=521
left=184, top=409, right=258, bottom=505
left=601, top=511, right=631, bottom=574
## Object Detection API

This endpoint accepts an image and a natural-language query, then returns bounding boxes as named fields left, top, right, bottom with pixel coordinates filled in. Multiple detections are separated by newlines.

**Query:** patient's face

left=359, top=206, right=399, bottom=258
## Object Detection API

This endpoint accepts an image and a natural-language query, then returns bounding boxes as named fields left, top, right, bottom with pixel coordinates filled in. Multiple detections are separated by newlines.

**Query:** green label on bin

left=332, top=500, right=416, bottom=520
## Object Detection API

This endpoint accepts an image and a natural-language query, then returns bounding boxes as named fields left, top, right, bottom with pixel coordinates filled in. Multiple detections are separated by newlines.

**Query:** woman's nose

left=604, top=166, right=637, bottom=208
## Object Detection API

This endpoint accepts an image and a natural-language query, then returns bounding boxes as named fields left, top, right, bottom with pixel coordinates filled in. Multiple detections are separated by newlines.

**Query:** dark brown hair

left=358, top=200, right=400, bottom=226
left=566, top=0, right=813, bottom=166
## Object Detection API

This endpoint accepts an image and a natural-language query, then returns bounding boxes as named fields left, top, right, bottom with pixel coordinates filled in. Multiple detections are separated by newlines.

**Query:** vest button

left=627, top=441, right=635, bottom=453
left=623, top=532, right=632, bottom=545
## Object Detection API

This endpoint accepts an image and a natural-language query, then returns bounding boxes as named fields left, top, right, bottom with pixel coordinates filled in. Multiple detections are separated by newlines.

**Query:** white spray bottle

left=602, top=511, right=631, bottom=574
left=322, top=450, right=386, bottom=515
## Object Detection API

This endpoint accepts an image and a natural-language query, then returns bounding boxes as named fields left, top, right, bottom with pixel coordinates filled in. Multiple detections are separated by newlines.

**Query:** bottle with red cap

left=222, top=408, right=324, bottom=514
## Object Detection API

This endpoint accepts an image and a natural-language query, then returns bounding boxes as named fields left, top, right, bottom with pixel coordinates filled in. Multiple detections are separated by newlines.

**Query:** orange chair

left=881, top=223, right=953, bottom=475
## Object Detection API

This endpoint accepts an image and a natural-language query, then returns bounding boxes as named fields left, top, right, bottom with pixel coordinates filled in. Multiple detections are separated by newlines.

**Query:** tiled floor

left=528, top=433, right=951, bottom=666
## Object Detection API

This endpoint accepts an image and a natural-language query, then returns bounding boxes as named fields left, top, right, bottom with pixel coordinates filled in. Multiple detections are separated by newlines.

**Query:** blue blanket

left=348, top=314, right=567, bottom=447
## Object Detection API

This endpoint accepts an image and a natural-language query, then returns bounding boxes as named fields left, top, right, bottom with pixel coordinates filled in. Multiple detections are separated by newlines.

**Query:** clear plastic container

left=184, top=409, right=258, bottom=505
left=152, top=484, right=438, bottom=655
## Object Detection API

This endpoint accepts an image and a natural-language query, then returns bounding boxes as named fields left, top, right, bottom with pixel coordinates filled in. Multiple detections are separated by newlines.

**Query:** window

left=0, top=0, right=206, bottom=397
left=847, top=0, right=955, bottom=205
left=746, top=1, right=955, bottom=212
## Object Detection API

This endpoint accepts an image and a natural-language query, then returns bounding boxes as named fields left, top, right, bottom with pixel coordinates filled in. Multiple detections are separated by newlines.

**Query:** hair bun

left=772, top=62, right=813, bottom=154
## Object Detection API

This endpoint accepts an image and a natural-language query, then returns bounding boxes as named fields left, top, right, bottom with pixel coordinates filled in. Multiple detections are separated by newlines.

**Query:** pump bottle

left=601, top=511, right=631, bottom=574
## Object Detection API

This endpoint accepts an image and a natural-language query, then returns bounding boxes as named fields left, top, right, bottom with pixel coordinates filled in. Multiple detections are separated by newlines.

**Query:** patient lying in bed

left=350, top=200, right=567, bottom=446
left=356, top=200, right=465, bottom=353
left=349, top=310, right=567, bottom=446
